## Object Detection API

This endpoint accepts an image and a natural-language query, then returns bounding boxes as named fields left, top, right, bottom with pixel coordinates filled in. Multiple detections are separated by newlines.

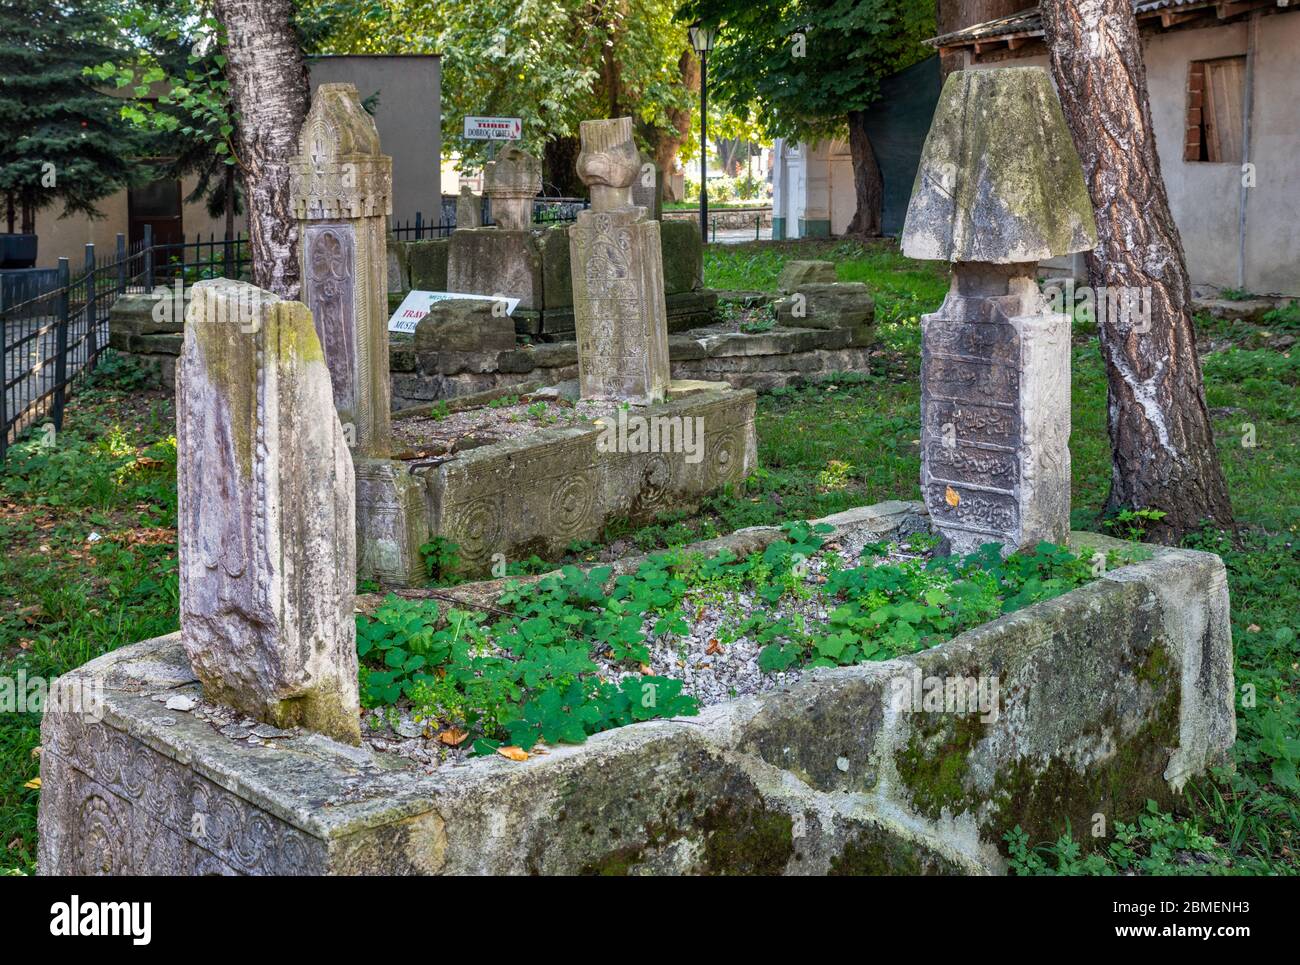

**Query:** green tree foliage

left=681, top=0, right=935, bottom=143
left=305, top=0, right=699, bottom=170
left=0, top=0, right=145, bottom=233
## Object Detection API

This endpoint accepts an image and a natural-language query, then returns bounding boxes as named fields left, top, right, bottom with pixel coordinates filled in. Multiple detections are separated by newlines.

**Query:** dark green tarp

left=862, top=55, right=942, bottom=237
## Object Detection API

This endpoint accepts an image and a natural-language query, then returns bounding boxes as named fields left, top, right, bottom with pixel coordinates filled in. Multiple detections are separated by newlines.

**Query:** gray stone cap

left=901, top=66, right=1097, bottom=264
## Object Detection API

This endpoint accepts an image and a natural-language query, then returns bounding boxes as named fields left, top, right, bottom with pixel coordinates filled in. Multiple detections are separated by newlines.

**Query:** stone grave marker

left=901, top=66, right=1097, bottom=555
left=290, top=82, right=394, bottom=457
left=177, top=278, right=361, bottom=743
left=569, top=116, right=671, bottom=405
left=456, top=184, right=481, bottom=228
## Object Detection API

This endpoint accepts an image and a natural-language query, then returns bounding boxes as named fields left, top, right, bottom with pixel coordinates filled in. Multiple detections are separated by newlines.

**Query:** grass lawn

left=1, top=239, right=1295, bottom=875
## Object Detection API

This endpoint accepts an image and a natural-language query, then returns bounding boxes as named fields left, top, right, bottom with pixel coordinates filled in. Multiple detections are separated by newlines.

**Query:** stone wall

left=390, top=325, right=877, bottom=408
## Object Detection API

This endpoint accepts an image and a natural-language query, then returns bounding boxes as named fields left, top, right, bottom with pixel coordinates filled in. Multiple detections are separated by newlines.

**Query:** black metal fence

left=391, top=196, right=589, bottom=241
left=1, top=226, right=250, bottom=460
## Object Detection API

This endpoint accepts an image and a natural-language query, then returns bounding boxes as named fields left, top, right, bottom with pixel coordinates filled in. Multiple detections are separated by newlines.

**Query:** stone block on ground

left=774, top=282, right=875, bottom=344
left=777, top=259, right=837, bottom=293
left=413, top=298, right=517, bottom=355
left=38, top=511, right=1235, bottom=875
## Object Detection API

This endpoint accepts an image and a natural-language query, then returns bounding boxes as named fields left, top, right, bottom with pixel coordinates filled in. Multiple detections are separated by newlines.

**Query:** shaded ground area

left=1, top=239, right=1295, bottom=875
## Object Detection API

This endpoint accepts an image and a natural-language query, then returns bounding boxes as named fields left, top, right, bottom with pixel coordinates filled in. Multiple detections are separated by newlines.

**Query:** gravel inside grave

left=391, top=397, right=620, bottom=453
left=361, top=538, right=927, bottom=769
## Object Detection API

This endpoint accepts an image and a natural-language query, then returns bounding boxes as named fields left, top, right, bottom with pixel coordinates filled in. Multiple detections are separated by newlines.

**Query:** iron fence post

left=84, top=244, right=99, bottom=364
left=143, top=224, right=154, bottom=290
left=116, top=233, right=127, bottom=294
left=52, top=258, right=70, bottom=431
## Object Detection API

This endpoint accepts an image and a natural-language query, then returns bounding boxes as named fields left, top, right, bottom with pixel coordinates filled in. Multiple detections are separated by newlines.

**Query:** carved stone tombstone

left=901, top=67, right=1097, bottom=555
left=569, top=116, right=671, bottom=405
left=177, top=279, right=361, bottom=743
left=456, top=184, right=481, bottom=228
left=290, top=82, right=393, bottom=457
left=484, top=145, right=541, bottom=231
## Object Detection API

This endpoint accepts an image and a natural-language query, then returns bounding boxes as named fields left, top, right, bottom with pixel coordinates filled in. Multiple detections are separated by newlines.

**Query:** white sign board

left=463, top=116, right=522, bottom=140
left=388, top=290, right=520, bottom=334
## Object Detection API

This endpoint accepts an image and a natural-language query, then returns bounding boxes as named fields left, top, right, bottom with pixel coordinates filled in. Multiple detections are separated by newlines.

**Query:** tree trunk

left=543, top=135, right=585, bottom=197
left=1041, top=0, right=1234, bottom=540
left=937, top=0, right=1028, bottom=79
left=224, top=163, right=236, bottom=244
left=212, top=0, right=309, bottom=298
left=844, top=110, right=883, bottom=238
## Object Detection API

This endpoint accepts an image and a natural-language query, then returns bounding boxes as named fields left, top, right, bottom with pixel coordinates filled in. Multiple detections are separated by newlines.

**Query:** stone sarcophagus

left=902, top=67, right=1097, bottom=555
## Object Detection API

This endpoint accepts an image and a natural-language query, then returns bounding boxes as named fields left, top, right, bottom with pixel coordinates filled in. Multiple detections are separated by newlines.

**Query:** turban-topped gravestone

left=901, top=67, right=1097, bottom=554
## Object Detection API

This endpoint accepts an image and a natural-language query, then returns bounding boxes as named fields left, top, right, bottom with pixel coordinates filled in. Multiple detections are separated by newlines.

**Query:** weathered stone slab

left=408, top=238, right=450, bottom=290
left=920, top=272, right=1071, bottom=554
left=38, top=514, right=1235, bottom=875
left=423, top=383, right=756, bottom=571
left=177, top=279, right=360, bottom=742
left=291, top=82, right=394, bottom=457
left=484, top=145, right=542, bottom=231
left=774, top=282, right=875, bottom=345
left=413, top=298, right=516, bottom=355
left=447, top=228, right=543, bottom=311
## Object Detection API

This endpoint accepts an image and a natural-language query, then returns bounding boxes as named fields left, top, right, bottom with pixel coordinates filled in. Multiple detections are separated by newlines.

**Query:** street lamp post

left=689, top=21, right=718, bottom=245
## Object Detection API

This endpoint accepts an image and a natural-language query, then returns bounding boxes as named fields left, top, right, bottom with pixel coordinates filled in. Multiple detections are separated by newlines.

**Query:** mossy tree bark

left=1041, top=0, right=1234, bottom=541
left=845, top=110, right=883, bottom=238
left=213, top=0, right=309, bottom=298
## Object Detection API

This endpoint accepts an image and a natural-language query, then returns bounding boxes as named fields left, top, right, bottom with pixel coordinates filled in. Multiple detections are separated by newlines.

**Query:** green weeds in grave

left=357, top=525, right=1094, bottom=754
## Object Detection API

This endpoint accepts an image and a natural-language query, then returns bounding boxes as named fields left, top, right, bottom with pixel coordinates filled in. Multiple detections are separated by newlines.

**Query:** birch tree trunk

left=213, top=0, right=309, bottom=298
left=1041, top=0, right=1234, bottom=540
left=845, top=110, right=883, bottom=238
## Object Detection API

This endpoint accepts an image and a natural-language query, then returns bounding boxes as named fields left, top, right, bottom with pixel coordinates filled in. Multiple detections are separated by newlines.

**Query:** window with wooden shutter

left=1185, top=56, right=1246, bottom=163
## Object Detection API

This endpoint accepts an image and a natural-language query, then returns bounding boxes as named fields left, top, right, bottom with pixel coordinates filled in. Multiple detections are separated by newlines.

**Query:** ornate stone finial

left=484, top=145, right=542, bottom=231
left=901, top=67, right=1096, bottom=264
left=291, top=83, right=392, bottom=221
left=576, top=116, right=640, bottom=213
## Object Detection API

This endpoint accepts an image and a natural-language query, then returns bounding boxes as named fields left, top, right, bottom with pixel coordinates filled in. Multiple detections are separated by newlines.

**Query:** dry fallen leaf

left=438, top=727, right=468, bottom=747
left=1247, top=623, right=1261, bottom=632
left=705, top=639, right=723, bottom=655
left=24, top=778, right=41, bottom=790
left=945, top=486, right=961, bottom=507
left=496, top=745, right=529, bottom=762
